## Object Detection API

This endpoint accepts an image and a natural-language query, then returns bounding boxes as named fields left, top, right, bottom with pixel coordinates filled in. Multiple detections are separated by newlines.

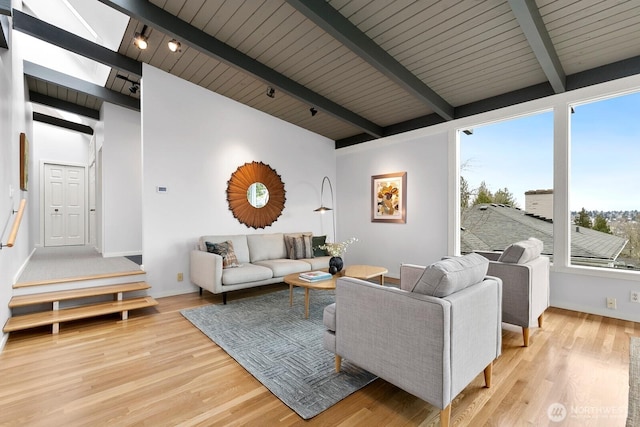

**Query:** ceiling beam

left=29, top=91, right=101, bottom=120
left=337, top=52, right=640, bottom=147
left=24, top=61, right=140, bottom=111
left=508, top=0, right=565, bottom=93
left=0, top=15, right=8, bottom=50
left=0, top=0, right=10, bottom=16
left=13, top=10, right=142, bottom=78
left=286, top=0, right=454, bottom=121
left=97, top=0, right=383, bottom=138
left=33, top=112, right=94, bottom=135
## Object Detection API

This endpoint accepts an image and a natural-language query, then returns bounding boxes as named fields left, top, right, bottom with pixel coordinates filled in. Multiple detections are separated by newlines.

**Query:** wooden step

left=9, top=282, right=151, bottom=308
left=13, top=270, right=145, bottom=289
left=3, top=296, right=158, bottom=333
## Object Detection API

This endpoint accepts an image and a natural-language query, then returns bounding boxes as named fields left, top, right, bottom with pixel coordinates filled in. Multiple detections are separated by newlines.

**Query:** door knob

left=54, top=208, right=59, bottom=212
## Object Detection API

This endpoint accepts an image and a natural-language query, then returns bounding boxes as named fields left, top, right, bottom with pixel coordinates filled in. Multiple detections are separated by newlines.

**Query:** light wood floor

left=0, top=284, right=636, bottom=426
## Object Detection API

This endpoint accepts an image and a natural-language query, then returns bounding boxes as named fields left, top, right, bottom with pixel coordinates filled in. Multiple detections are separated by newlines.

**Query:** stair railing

left=1, top=199, right=26, bottom=249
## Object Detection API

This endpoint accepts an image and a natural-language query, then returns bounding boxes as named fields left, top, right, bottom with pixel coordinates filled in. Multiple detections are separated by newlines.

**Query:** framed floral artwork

left=371, top=172, right=406, bottom=223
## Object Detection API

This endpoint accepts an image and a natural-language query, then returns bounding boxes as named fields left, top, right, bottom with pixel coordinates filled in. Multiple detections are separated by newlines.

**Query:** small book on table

left=298, top=271, right=332, bottom=282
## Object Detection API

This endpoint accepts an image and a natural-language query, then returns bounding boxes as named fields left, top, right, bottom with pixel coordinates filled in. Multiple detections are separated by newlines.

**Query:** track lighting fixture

left=266, top=86, right=275, bottom=98
left=116, top=74, right=141, bottom=95
left=310, top=107, right=317, bottom=117
left=168, top=39, right=181, bottom=53
left=133, top=25, right=149, bottom=50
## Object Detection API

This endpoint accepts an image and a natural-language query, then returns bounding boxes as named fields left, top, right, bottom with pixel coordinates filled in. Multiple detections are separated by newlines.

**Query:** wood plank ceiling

left=20, top=0, right=640, bottom=145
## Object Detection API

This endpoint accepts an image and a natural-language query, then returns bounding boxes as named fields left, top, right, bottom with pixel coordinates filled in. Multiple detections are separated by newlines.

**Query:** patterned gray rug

left=180, top=288, right=377, bottom=419
left=629, top=337, right=640, bottom=427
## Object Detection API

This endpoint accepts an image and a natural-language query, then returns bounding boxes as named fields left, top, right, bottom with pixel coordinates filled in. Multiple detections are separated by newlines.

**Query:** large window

left=459, top=112, right=553, bottom=254
left=570, top=91, right=640, bottom=270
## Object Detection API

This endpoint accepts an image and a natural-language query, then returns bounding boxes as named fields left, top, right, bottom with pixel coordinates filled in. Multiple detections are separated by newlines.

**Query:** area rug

left=628, top=337, right=640, bottom=427
left=180, top=288, right=377, bottom=419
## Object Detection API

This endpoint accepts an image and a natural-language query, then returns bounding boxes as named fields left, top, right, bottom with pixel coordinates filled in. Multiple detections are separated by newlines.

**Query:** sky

left=460, top=90, right=640, bottom=212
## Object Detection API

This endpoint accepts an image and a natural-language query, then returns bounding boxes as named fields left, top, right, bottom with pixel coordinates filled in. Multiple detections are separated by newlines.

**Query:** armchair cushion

left=498, top=237, right=543, bottom=264
left=412, top=253, right=488, bottom=297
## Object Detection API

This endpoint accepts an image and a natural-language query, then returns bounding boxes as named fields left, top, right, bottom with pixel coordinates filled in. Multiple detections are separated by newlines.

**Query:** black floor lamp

left=314, top=176, right=336, bottom=243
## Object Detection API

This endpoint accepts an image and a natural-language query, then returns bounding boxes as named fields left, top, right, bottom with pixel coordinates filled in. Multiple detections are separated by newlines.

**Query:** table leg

left=379, top=275, right=385, bottom=286
left=304, top=288, right=310, bottom=319
left=289, top=284, right=293, bottom=306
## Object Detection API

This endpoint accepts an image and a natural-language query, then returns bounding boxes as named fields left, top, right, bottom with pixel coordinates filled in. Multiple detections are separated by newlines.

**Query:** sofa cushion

left=312, top=235, right=329, bottom=257
left=253, top=259, right=310, bottom=277
left=412, top=253, right=489, bottom=297
left=302, top=256, right=331, bottom=270
left=323, top=303, right=336, bottom=331
left=247, top=233, right=287, bottom=262
left=200, top=235, right=249, bottom=263
left=498, top=237, right=543, bottom=264
left=205, top=241, right=240, bottom=268
left=221, top=263, right=273, bottom=285
left=285, top=235, right=313, bottom=260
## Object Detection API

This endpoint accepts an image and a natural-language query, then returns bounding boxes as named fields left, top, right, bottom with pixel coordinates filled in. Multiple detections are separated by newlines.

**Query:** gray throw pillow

left=285, top=235, right=313, bottom=260
left=412, top=253, right=489, bottom=297
left=498, top=237, right=543, bottom=264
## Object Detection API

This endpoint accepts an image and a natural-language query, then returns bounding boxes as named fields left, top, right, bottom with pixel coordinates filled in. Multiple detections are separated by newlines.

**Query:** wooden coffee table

left=284, top=265, right=388, bottom=318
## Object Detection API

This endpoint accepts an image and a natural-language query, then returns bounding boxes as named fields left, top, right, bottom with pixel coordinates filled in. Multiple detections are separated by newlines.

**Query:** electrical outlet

left=606, top=297, right=617, bottom=309
left=631, top=291, right=640, bottom=303
left=177, top=272, right=183, bottom=282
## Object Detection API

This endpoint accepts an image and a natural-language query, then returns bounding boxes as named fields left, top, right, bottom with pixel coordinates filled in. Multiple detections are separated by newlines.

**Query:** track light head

left=116, top=75, right=141, bottom=95
left=310, top=107, right=317, bottom=117
left=266, top=86, right=275, bottom=98
left=168, top=39, right=181, bottom=52
left=133, top=25, right=149, bottom=50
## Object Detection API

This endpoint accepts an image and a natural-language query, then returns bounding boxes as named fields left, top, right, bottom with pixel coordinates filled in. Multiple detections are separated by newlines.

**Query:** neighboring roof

left=461, top=204, right=628, bottom=262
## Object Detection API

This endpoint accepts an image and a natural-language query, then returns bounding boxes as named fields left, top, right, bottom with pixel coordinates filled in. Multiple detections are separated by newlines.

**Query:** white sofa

left=190, top=232, right=330, bottom=303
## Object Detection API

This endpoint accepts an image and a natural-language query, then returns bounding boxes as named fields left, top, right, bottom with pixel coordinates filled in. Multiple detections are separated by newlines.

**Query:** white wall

left=336, top=73, right=640, bottom=322
left=141, top=64, right=335, bottom=297
left=0, top=4, right=32, bottom=350
left=336, top=131, right=450, bottom=273
left=101, top=103, right=141, bottom=257
left=31, top=122, right=90, bottom=247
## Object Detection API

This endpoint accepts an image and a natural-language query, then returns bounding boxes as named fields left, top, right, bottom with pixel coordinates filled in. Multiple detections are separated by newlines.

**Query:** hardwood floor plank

left=0, top=290, right=636, bottom=426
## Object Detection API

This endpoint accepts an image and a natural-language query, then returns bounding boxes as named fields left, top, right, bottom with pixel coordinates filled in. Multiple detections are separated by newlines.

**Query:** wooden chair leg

left=335, top=355, right=342, bottom=373
left=523, top=327, right=530, bottom=347
left=538, top=313, right=544, bottom=328
left=440, top=404, right=451, bottom=427
left=484, top=362, right=493, bottom=388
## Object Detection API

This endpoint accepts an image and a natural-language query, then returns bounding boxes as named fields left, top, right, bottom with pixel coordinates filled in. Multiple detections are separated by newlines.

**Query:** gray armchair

left=476, top=237, right=550, bottom=347
left=323, top=254, right=502, bottom=427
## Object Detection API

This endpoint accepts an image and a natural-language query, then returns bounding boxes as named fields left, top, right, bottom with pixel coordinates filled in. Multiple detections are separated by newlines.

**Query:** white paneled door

left=44, top=163, right=85, bottom=246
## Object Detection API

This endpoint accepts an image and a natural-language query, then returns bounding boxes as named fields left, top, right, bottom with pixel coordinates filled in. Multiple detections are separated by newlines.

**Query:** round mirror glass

left=247, top=182, right=269, bottom=208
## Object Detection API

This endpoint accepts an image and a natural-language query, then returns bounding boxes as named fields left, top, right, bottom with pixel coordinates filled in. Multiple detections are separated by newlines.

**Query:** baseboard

left=102, top=251, right=142, bottom=258
left=551, top=302, right=640, bottom=323
left=12, top=247, right=36, bottom=285
left=0, top=332, right=8, bottom=353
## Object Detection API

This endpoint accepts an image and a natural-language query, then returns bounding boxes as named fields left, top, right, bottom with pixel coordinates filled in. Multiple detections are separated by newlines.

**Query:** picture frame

left=371, top=171, right=406, bottom=223
left=19, top=132, right=29, bottom=191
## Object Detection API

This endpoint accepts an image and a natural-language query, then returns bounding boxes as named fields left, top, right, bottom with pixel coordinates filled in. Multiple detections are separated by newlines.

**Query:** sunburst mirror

left=226, top=161, right=286, bottom=229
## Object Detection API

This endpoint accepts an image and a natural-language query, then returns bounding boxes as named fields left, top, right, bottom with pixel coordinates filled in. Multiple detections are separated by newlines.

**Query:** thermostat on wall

left=156, top=186, right=168, bottom=193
